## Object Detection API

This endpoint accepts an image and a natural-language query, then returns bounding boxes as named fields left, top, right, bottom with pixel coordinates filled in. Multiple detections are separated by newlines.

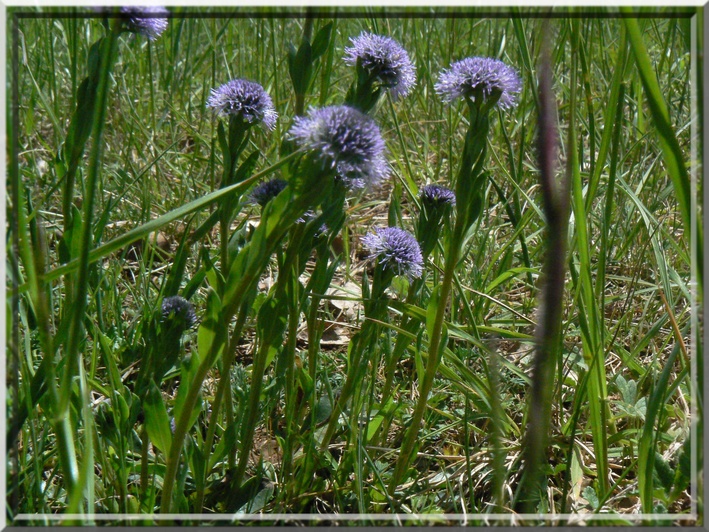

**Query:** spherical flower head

left=288, top=105, right=389, bottom=190
left=161, top=296, right=197, bottom=331
left=420, top=184, right=456, bottom=210
left=435, top=57, right=522, bottom=111
left=344, top=32, right=416, bottom=100
left=362, top=226, right=424, bottom=280
left=207, top=79, right=278, bottom=130
left=250, top=178, right=287, bottom=207
left=120, top=6, right=169, bottom=41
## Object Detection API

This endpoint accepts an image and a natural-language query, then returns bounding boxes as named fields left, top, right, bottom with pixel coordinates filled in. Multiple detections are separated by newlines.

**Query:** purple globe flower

left=362, top=227, right=424, bottom=280
left=120, top=6, right=169, bottom=41
left=344, top=32, right=416, bottom=100
left=420, top=184, right=456, bottom=209
left=207, top=79, right=278, bottom=130
left=250, top=178, right=287, bottom=207
left=161, top=296, right=197, bottom=330
left=288, top=105, right=389, bottom=190
left=435, top=57, right=522, bottom=111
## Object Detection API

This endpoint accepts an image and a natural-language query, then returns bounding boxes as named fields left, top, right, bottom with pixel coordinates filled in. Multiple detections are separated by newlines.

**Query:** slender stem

left=59, top=22, right=120, bottom=415
left=387, top=101, right=490, bottom=496
left=381, top=275, right=425, bottom=404
left=219, top=120, right=247, bottom=277
left=140, top=424, right=150, bottom=506
left=280, top=267, right=302, bottom=498
left=319, top=271, right=390, bottom=452
left=160, top=323, right=229, bottom=514
left=195, top=306, right=250, bottom=511
left=387, top=230, right=461, bottom=495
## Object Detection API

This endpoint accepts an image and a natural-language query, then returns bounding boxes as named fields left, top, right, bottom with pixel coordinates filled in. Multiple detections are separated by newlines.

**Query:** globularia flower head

left=362, top=227, right=424, bottom=280
left=120, top=6, right=169, bottom=41
left=250, top=178, right=287, bottom=207
left=344, top=32, right=416, bottom=99
left=161, top=296, right=197, bottom=331
left=207, top=79, right=278, bottom=130
left=435, top=57, right=522, bottom=110
left=289, top=105, right=389, bottom=189
left=420, top=184, right=456, bottom=209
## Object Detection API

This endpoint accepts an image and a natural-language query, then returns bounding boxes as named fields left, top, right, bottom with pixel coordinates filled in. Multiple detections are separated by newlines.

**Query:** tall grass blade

left=622, top=12, right=703, bottom=291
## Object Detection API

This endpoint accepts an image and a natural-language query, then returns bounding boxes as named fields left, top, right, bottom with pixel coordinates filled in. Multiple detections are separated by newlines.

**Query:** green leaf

left=290, top=39, right=312, bottom=94
left=582, top=486, right=599, bottom=509
left=201, top=246, right=224, bottom=293
left=286, top=42, right=297, bottom=73
left=233, top=149, right=261, bottom=184
left=96, top=329, right=123, bottom=393
left=615, top=375, right=637, bottom=405
left=670, top=437, right=691, bottom=501
left=208, top=422, right=239, bottom=471
left=58, top=204, right=83, bottom=264
left=197, top=289, right=222, bottom=359
left=638, top=343, right=679, bottom=513
left=173, top=352, right=204, bottom=433
left=366, top=415, right=385, bottom=443
left=143, top=382, right=173, bottom=454
left=486, top=267, right=538, bottom=292
left=622, top=13, right=703, bottom=290
left=311, top=22, right=333, bottom=59
left=653, top=451, right=675, bottom=493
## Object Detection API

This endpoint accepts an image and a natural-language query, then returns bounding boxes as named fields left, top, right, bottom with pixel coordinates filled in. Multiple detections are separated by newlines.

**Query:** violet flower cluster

left=288, top=105, right=389, bottom=190
left=435, top=56, right=522, bottom=110
left=207, top=78, right=278, bottom=130
left=250, top=178, right=288, bottom=207
left=161, top=295, right=197, bottom=331
left=420, top=184, right=457, bottom=210
left=344, top=32, right=416, bottom=100
left=120, top=6, right=169, bottom=41
left=362, top=227, right=424, bottom=280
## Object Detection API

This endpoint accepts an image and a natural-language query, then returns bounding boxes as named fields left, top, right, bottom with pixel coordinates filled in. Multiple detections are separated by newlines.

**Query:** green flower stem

left=380, top=277, right=425, bottom=412
left=381, top=210, right=446, bottom=406
left=319, top=266, right=393, bottom=452
left=279, top=272, right=302, bottom=494
left=160, top=163, right=334, bottom=514
left=387, top=230, right=461, bottom=496
left=195, top=301, right=251, bottom=511
left=219, top=119, right=249, bottom=277
left=345, top=67, right=381, bottom=115
left=388, top=102, right=492, bottom=496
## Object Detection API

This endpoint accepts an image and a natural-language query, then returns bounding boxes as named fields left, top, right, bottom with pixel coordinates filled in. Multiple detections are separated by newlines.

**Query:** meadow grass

left=7, top=6, right=701, bottom=525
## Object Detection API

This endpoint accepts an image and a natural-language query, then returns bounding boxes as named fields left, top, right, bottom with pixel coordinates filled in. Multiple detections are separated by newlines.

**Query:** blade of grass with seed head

left=513, top=23, right=570, bottom=513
